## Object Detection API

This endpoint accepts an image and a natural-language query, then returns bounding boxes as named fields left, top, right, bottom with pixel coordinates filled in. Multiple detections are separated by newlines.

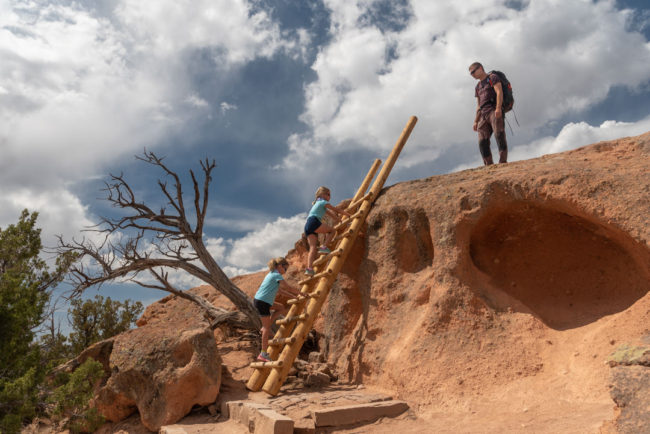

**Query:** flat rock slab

left=226, top=401, right=293, bottom=434
left=265, top=385, right=393, bottom=415
left=311, top=400, right=409, bottom=427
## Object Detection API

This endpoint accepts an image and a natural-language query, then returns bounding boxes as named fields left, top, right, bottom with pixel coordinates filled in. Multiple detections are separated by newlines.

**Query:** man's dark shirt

left=475, top=73, right=501, bottom=116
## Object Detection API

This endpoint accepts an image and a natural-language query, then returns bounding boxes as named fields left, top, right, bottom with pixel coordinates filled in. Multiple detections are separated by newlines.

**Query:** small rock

left=305, top=372, right=330, bottom=387
left=308, top=351, right=325, bottom=363
left=294, top=359, right=309, bottom=370
left=315, top=363, right=333, bottom=378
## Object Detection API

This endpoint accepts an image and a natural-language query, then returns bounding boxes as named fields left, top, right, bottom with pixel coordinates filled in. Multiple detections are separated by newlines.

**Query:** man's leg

left=477, top=115, right=494, bottom=166
left=479, top=139, right=493, bottom=165
left=491, top=111, right=508, bottom=164
left=496, top=132, right=507, bottom=163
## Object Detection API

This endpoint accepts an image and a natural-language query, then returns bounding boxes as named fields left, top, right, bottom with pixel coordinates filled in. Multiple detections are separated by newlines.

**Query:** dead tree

left=57, top=151, right=261, bottom=331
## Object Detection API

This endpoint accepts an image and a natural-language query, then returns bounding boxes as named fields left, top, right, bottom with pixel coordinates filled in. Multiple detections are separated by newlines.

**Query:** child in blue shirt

left=303, top=186, right=351, bottom=275
left=253, top=257, right=300, bottom=362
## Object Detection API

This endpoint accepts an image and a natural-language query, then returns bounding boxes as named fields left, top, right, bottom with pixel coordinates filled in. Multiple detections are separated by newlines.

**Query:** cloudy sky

left=1, top=0, right=650, bottom=308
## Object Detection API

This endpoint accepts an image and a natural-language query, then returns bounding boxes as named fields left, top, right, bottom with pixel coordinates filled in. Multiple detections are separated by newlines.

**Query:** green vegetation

left=48, top=358, right=106, bottom=433
left=0, top=210, right=143, bottom=433
left=68, top=295, right=143, bottom=356
left=0, top=210, right=71, bottom=433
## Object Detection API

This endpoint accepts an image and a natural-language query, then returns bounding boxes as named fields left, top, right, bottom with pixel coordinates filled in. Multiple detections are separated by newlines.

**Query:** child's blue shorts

left=304, top=216, right=322, bottom=236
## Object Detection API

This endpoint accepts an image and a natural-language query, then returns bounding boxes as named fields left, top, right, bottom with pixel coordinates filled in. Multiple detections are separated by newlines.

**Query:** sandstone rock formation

left=66, top=321, right=222, bottom=431
left=313, top=131, right=650, bottom=432
left=89, top=131, right=649, bottom=433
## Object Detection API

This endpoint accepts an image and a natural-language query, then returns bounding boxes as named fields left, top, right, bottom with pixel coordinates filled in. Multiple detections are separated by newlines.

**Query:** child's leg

left=270, top=302, right=287, bottom=322
left=315, top=222, right=334, bottom=247
left=260, top=315, right=272, bottom=353
left=307, top=234, right=318, bottom=269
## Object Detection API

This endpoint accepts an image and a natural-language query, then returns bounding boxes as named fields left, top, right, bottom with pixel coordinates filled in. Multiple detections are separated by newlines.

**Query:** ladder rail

left=246, top=117, right=417, bottom=395
left=262, top=195, right=373, bottom=395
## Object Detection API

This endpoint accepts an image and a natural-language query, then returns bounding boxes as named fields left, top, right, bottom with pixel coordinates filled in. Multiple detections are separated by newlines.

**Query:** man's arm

left=473, top=97, right=481, bottom=131
left=494, top=81, right=503, bottom=118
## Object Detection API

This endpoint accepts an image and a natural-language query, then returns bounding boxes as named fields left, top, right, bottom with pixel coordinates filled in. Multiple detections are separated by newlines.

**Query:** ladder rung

left=313, top=248, right=343, bottom=267
left=299, top=269, right=332, bottom=286
left=287, top=291, right=321, bottom=304
left=332, top=229, right=353, bottom=243
left=276, top=313, right=308, bottom=326
left=346, top=192, right=373, bottom=212
left=250, top=360, right=284, bottom=369
left=269, top=337, right=296, bottom=346
left=334, top=209, right=364, bottom=231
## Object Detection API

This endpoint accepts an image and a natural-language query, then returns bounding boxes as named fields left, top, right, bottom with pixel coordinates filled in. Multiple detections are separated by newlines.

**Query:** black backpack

left=488, top=70, right=514, bottom=112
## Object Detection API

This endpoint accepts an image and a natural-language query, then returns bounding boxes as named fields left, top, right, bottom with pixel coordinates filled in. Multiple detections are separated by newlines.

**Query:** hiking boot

left=304, top=268, right=315, bottom=276
left=257, top=352, right=272, bottom=362
left=318, top=246, right=331, bottom=254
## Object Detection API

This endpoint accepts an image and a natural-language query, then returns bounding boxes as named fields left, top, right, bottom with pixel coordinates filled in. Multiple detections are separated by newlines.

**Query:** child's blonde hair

left=268, top=257, right=288, bottom=271
left=313, top=186, right=330, bottom=204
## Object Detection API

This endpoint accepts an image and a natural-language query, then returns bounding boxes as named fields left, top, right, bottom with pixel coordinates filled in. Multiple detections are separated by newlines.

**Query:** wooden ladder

left=246, top=116, right=418, bottom=396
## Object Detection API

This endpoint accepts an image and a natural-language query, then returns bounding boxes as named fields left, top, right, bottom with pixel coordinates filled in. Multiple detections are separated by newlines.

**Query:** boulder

left=93, top=324, right=221, bottom=431
left=304, top=372, right=330, bottom=388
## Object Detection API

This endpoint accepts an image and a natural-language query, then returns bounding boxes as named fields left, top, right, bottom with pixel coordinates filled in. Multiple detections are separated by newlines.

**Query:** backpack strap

left=487, top=72, right=498, bottom=87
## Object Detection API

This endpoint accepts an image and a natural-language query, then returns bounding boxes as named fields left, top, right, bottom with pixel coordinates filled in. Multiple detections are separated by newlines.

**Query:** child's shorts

left=304, top=216, right=322, bottom=236
left=254, top=298, right=272, bottom=317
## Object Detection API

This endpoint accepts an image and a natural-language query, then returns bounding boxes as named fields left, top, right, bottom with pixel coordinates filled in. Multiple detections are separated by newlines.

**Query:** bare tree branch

left=57, top=151, right=262, bottom=330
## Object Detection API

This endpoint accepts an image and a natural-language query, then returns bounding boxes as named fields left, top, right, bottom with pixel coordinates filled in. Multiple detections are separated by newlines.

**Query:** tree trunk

left=191, top=240, right=262, bottom=330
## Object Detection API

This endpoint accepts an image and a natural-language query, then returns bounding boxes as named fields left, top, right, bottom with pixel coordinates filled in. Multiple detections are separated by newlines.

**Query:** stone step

left=223, top=398, right=409, bottom=433
left=224, top=400, right=293, bottom=434
left=311, top=400, right=409, bottom=427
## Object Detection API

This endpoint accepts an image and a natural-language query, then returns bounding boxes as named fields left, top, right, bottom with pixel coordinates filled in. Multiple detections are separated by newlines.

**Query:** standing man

left=470, top=62, right=508, bottom=166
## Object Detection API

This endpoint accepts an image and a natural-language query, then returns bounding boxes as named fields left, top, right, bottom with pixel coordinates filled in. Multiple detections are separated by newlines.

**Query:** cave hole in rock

left=469, top=201, right=650, bottom=330
left=298, top=329, right=322, bottom=360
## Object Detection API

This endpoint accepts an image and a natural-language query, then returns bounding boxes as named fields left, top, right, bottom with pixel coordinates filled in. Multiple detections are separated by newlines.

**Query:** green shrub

left=0, top=367, right=41, bottom=434
left=48, top=358, right=105, bottom=433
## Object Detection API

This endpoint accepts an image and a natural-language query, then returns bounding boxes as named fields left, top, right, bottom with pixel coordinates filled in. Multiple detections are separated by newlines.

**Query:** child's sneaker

left=304, top=268, right=315, bottom=276
left=318, top=246, right=331, bottom=254
left=257, top=352, right=271, bottom=362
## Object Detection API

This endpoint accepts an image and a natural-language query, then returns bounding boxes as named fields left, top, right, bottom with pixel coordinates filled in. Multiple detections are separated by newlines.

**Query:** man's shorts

left=477, top=110, right=505, bottom=141
left=254, top=298, right=272, bottom=317
left=304, top=216, right=322, bottom=236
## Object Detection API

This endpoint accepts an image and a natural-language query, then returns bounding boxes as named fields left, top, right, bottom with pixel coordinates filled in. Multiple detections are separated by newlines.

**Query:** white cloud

left=202, top=213, right=306, bottom=275
left=219, top=101, right=238, bottom=114
left=186, top=94, right=210, bottom=108
left=284, top=0, right=650, bottom=170
left=114, top=0, right=293, bottom=64
left=511, top=115, right=650, bottom=162
left=205, top=236, right=228, bottom=263
left=226, top=213, right=305, bottom=269
left=0, top=0, right=301, bottom=246
left=0, top=187, right=95, bottom=247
